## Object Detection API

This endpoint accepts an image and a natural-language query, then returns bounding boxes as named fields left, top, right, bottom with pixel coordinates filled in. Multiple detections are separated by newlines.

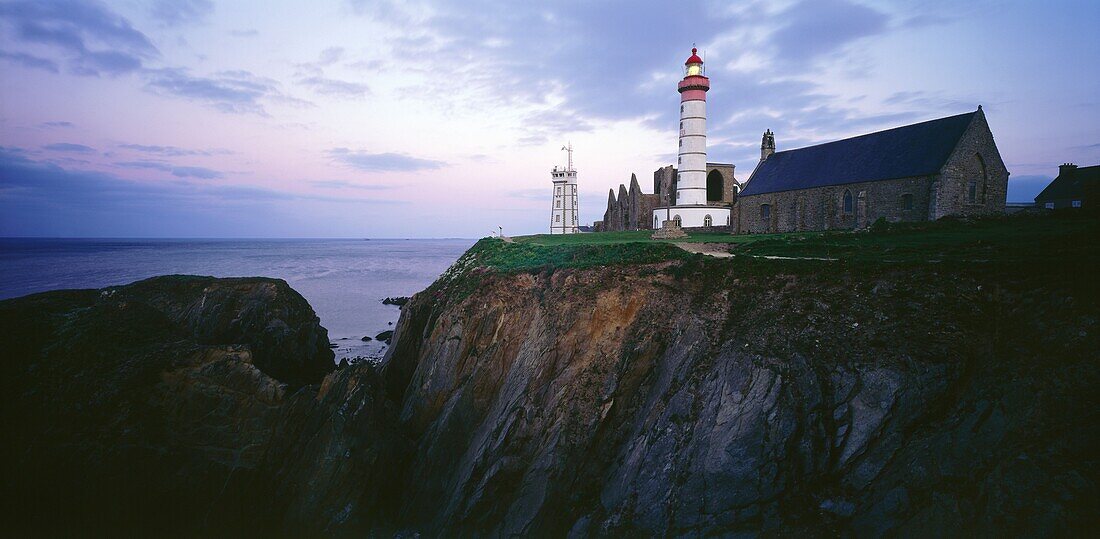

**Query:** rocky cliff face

left=1, top=275, right=333, bottom=535
left=261, top=251, right=1098, bottom=536
left=4, top=246, right=1097, bottom=536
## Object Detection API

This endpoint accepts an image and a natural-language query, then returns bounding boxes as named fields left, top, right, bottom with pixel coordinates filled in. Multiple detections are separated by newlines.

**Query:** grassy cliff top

left=469, top=213, right=1098, bottom=273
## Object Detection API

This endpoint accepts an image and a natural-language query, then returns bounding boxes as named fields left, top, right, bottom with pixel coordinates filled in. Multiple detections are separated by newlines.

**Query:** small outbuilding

left=1035, top=163, right=1098, bottom=210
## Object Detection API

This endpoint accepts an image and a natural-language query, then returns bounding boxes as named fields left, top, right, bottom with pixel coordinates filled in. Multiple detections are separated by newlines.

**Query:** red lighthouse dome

left=685, top=47, right=703, bottom=65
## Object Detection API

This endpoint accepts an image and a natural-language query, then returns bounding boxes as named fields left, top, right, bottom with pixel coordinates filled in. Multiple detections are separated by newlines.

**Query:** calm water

left=0, top=238, right=474, bottom=361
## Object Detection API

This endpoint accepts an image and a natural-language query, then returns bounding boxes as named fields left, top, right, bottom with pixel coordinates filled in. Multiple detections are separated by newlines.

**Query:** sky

left=0, top=0, right=1097, bottom=238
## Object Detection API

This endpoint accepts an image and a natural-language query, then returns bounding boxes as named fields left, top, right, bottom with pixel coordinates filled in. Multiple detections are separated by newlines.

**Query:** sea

left=0, top=238, right=474, bottom=362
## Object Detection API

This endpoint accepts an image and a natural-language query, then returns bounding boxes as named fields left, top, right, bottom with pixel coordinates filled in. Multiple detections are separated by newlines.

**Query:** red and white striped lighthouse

left=653, top=46, right=730, bottom=231
left=676, top=47, right=709, bottom=206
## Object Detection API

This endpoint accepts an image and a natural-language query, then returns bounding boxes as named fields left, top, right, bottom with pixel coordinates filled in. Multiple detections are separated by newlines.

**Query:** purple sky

left=1, top=0, right=1098, bottom=238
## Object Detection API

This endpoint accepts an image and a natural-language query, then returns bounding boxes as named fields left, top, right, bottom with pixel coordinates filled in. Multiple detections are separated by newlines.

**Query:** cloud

left=44, top=142, right=95, bottom=153
left=170, top=166, right=222, bottom=179
left=0, top=0, right=159, bottom=76
left=118, top=143, right=230, bottom=156
left=328, top=148, right=446, bottom=172
left=0, top=50, right=59, bottom=72
left=114, top=160, right=172, bottom=171
left=144, top=68, right=280, bottom=114
left=0, top=147, right=407, bottom=236
left=299, top=76, right=369, bottom=98
left=769, top=0, right=890, bottom=66
left=148, top=0, right=214, bottom=27
left=308, top=179, right=393, bottom=190
left=40, top=121, right=75, bottom=128
left=113, top=159, right=223, bottom=179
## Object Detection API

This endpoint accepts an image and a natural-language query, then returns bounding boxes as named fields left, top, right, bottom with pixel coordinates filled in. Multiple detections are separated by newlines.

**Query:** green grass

left=513, top=229, right=807, bottom=246
left=468, top=213, right=1100, bottom=274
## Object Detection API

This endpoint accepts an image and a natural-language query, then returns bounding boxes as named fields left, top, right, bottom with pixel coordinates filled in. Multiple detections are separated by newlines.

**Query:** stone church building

left=736, top=107, right=1009, bottom=233
left=596, top=163, right=737, bottom=231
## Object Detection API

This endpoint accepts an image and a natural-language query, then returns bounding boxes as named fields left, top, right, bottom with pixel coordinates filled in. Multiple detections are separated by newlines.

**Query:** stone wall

left=934, top=107, right=1009, bottom=219
left=599, top=174, right=661, bottom=231
left=652, top=163, right=738, bottom=208
left=736, top=175, right=938, bottom=234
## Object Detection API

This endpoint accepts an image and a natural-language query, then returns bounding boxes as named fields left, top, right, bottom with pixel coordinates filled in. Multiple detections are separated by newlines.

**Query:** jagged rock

left=361, top=335, right=373, bottom=341
left=375, top=330, right=394, bottom=344
left=0, top=276, right=334, bottom=535
left=382, top=296, right=410, bottom=306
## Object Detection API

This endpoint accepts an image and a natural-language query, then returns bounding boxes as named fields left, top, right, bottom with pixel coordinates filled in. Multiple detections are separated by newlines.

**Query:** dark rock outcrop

left=375, top=330, right=394, bottom=344
left=0, top=275, right=333, bottom=535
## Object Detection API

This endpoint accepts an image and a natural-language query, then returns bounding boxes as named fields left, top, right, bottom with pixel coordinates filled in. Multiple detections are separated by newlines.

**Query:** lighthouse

left=549, top=143, right=580, bottom=234
left=653, top=47, right=730, bottom=231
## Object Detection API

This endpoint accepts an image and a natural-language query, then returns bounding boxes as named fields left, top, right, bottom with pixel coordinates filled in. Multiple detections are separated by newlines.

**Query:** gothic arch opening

left=974, top=153, right=988, bottom=203
left=706, top=170, right=724, bottom=202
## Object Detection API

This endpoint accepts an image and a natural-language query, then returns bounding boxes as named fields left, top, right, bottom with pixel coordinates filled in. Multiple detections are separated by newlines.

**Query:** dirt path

left=673, top=242, right=838, bottom=261
left=672, top=242, right=734, bottom=258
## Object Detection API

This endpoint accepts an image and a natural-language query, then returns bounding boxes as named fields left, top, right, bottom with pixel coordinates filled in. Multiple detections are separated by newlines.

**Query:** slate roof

left=740, top=111, right=978, bottom=197
left=1035, top=165, right=1100, bottom=202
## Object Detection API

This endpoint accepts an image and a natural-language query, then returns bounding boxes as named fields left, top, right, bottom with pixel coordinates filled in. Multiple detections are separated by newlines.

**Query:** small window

left=555, top=215, right=560, bottom=222
left=673, top=215, right=682, bottom=227
left=968, top=181, right=977, bottom=203
left=1072, top=200, right=1082, bottom=208
left=556, top=187, right=560, bottom=195
left=680, top=104, right=684, bottom=113
left=679, top=139, right=683, bottom=147
left=655, top=216, right=659, bottom=228
left=1045, top=202, right=1055, bottom=209
left=901, top=194, right=913, bottom=211
left=843, top=190, right=853, bottom=214
left=761, top=204, right=771, bottom=219
left=556, top=200, right=561, bottom=208
left=704, top=214, right=712, bottom=227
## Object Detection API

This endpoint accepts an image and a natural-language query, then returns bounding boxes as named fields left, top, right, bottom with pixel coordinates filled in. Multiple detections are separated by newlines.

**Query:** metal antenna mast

left=561, top=142, right=574, bottom=172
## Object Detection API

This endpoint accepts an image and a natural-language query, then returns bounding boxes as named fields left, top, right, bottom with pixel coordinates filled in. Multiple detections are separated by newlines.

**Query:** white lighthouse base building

left=652, top=205, right=730, bottom=229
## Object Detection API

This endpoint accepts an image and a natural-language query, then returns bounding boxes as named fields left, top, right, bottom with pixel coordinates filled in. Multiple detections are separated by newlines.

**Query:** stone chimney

left=1059, top=163, right=1078, bottom=178
left=761, top=129, right=775, bottom=161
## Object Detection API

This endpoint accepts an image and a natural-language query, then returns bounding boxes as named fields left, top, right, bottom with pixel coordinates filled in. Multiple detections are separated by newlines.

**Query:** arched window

left=928, top=181, right=939, bottom=220
left=704, top=214, right=713, bottom=227
left=843, top=190, right=853, bottom=214
left=761, top=204, right=771, bottom=219
left=654, top=215, right=659, bottom=228
left=974, top=154, right=988, bottom=204
left=706, top=170, right=723, bottom=202
left=673, top=214, right=682, bottom=227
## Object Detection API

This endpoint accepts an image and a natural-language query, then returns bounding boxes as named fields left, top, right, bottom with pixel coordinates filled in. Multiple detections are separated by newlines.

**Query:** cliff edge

left=263, top=215, right=1100, bottom=535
